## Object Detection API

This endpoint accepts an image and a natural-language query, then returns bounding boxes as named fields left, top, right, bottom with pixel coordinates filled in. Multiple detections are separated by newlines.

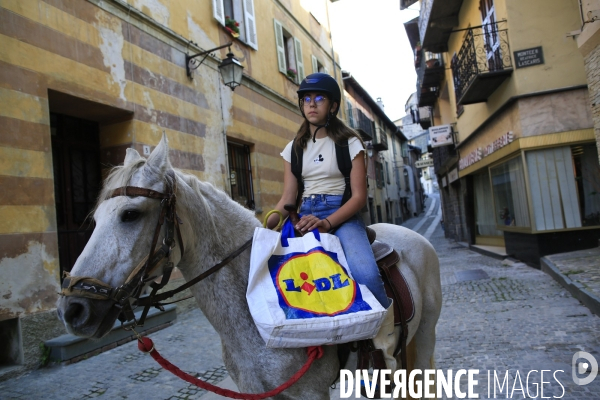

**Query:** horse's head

left=57, top=136, right=182, bottom=338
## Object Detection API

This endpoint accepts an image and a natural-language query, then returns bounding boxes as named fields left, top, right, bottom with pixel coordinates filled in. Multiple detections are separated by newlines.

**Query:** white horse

left=57, top=136, right=442, bottom=399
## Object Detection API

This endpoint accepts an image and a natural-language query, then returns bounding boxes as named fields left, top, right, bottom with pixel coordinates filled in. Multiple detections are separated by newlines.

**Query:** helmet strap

left=311, top=113, right=332, bottom=142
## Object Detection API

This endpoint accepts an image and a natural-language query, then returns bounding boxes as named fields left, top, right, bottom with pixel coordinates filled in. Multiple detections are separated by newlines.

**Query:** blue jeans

left=299, top=194, right=390, bottom=308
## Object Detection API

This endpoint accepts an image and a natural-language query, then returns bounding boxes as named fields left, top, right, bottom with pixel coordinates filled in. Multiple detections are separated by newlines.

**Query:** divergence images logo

left=269, top=249, right=372, bottom=318
left=572, top=351, right=598, bottom=386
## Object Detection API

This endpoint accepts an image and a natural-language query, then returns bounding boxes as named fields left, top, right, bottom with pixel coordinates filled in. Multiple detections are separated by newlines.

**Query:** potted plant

left=286, top=68, right=297, bottom=81
left=225, top=16, right=240, bottom=38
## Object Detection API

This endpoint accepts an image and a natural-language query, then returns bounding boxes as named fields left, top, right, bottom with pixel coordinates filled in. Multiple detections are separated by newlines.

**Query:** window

left=228, top=142, right=255, bottom=210
left=375, top=161, right=384, bottom=188
left=274, top=19, right=305, bottom=83
left=490, top=156, right=530, bottom=228
left=311, top=55, right=328, bottom=74
left=474, top=173, right=502, bottom=236
left=213, top=0, right=258, bottom=49
left=526, top=144, right=600, bottom=230
left=385, top=161, right=390, bottom=184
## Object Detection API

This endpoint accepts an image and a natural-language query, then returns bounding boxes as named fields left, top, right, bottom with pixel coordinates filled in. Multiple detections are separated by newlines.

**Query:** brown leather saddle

left=337, top=227, right=414, bottom=378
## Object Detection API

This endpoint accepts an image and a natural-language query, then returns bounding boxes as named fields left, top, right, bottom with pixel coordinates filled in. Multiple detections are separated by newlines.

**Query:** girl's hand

left=296, top=214, right=329, bottom=233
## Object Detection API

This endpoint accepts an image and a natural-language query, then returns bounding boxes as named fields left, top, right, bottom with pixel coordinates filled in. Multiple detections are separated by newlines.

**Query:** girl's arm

left=266, top=160, right=298, bottom=229
left=296, top=150, right=367, bottom=232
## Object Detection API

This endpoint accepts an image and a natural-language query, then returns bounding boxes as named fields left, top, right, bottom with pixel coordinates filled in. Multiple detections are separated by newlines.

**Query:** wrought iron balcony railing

left=347, top=107, right=374, bottom=141
left=451, top=21, right=513, bottom=105
left=373, top=125, right=388, bottom=151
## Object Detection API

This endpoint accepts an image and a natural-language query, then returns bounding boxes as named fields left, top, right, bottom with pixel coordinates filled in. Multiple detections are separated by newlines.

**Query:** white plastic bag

left=247, top=220, right=386, bottom=348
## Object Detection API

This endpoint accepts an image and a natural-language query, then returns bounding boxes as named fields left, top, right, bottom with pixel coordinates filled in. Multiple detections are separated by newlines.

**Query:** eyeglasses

left=301, top=95, right=327, bottom=106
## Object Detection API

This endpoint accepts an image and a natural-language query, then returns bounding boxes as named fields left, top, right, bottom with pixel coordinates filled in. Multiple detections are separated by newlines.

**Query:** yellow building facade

left=0, top=0, right=339, bottom=375
left=412, top=0, right=600, bottom=264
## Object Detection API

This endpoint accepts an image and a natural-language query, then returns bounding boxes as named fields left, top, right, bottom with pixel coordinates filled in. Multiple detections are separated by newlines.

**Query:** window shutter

left=212, top=0, right=225, bottom=25
left=244, top=0, right=258, bottom=50
left=274, top=20, right=286, bottom=74
left=311, top=55, right=318, bottom=73
left=294, top=37, right=305, bottom=83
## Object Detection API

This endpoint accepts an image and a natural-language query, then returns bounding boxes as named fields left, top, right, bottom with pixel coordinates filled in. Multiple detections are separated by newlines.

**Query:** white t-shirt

left=281, top=136, right=364, bottom=197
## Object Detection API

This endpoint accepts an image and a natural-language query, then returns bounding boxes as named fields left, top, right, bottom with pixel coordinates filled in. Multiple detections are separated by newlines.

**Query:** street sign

left=514, top=47, right=544, bottom=69
left=429, top=125, right=453, bottom=147
left=415, top=159, right=434, bottom=168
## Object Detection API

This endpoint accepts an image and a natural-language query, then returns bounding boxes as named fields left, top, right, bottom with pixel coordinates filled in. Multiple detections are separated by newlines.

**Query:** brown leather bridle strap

left=110, top=186, right=168, bottom=200
left=135, top=238, right=253, bottom=307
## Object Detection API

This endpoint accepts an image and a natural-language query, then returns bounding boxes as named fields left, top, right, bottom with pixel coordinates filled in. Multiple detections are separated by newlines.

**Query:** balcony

left=416, top=50, right=444, bottom=109
left=347, top=107, right=374, bottom=141
left=451, top=22, right=513, bottom=105
left=373, top=126, right=389, bottom=151
left=419, top=0, right=463, bottom=53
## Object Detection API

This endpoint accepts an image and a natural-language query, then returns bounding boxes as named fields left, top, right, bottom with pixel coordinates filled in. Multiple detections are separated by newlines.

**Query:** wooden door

left=51, top=113, right=101, bottom=277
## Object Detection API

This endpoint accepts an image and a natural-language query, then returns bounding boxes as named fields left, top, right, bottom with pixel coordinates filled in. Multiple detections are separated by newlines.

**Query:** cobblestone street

left=2, top=193, right=600, bottom=399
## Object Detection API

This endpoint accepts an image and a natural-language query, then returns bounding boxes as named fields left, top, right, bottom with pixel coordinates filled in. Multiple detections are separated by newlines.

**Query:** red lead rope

left=138, top=337, right=323, bottom=399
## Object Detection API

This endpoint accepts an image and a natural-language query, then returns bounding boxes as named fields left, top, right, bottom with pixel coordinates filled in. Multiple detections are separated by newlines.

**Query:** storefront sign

left=482, top=131, right=514, bottom=157
left=429, top=125, right=453, bottom=147
left=459, top=148, right=482, bottom=170
left=514, top=47, right=544, bottom=69
left=415, top=159, right=434, bottom=168
left=459, top=131, right=514, bottom=170
left=448, top=168, right=459, bottom=183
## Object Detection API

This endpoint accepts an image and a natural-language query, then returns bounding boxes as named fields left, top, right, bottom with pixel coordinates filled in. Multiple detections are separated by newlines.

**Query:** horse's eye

left=121, top=210, right=141, bottom=222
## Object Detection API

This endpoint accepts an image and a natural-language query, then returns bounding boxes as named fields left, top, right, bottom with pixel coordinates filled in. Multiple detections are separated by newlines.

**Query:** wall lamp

left=186, top=42, right=244, bottom=91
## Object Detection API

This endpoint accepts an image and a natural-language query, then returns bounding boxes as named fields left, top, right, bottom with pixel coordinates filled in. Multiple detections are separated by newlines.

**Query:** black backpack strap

left=290, top=139, right=304, bottom=208
left=335, top=139, right=352, bottom=206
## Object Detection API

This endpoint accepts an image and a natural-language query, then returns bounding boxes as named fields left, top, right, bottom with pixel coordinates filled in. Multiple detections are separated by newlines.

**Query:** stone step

left=45, top=304, right=177, bottom=362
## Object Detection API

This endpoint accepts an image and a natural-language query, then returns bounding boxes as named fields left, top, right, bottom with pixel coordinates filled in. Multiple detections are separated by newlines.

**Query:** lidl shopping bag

left=247, top=219, right=386, bottom=348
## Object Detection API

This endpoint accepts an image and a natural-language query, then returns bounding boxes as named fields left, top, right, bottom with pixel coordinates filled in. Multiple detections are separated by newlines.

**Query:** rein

left=60, top=171, right=250, bottom=327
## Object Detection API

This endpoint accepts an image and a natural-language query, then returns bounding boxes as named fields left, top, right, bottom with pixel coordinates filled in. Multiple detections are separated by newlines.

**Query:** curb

left=540, top=257, right=600, bottom=318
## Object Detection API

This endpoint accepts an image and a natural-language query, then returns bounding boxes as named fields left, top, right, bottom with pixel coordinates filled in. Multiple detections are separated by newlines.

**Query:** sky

left=328, top=0, right=421, bottom=122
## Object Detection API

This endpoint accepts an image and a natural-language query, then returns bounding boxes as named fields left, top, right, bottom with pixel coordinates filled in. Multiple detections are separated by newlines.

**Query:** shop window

left=525, top=145, right=600, bottom=230
left=574, top=144, right=600, bottom=226
left=490, top=156, right=530, bottom=228
left=228, top=142, right=255, bottom=210
left=474, top=173, right=502, bottom=236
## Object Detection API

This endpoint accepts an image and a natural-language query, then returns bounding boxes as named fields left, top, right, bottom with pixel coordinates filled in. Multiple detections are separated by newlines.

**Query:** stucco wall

left=0, top=0, right=334, bottom=324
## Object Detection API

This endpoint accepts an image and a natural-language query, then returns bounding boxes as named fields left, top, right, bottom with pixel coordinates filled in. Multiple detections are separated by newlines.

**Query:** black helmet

left=297, top=73, right=341, bottom=116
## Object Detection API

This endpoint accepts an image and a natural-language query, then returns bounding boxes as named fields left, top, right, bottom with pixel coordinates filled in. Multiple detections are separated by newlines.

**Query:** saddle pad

left=372, top=241, right=415, bottom=326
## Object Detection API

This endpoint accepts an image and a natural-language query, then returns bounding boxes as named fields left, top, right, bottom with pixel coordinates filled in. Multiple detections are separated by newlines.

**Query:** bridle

left=60, top=170, right=252, bottom=328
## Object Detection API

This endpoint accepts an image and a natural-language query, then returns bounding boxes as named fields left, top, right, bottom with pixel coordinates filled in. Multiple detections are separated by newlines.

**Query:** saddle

left=337, top=227, right=415, bottom=382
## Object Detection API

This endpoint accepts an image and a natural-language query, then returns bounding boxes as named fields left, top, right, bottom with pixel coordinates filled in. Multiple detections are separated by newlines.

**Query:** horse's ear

left=124, top=148, right=144, bottom=167
left=144, top=133, right=171, bottom=176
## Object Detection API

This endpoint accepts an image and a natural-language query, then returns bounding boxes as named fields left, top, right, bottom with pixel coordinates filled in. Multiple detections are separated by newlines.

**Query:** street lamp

left=218, top=52, right=244, bottom=91
left=366, top=143, right=374, bottom=158
left=186, top=43, right=244, bottom=91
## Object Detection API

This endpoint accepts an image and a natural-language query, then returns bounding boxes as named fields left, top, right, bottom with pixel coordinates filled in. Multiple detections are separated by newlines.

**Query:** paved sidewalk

left=541, top=246, right=600, bottom=318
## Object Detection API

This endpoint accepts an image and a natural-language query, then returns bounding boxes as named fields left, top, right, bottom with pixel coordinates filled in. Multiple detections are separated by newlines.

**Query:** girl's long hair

left=293, top=110, right=365, bottom=156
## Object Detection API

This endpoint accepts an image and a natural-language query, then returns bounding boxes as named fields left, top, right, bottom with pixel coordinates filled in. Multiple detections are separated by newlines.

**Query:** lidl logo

left=268, top=248, right=372, bottom=319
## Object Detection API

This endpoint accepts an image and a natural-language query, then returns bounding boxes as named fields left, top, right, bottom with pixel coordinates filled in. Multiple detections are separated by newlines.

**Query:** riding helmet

left=297, top=73, right=341, bottom=116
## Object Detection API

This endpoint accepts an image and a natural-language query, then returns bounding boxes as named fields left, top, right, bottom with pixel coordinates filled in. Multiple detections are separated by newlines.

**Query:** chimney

left=376, top=97, right=385, bottom=111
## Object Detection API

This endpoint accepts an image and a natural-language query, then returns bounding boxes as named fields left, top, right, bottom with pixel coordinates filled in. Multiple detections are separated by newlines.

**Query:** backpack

left=290, top=138, right=353, bottom=208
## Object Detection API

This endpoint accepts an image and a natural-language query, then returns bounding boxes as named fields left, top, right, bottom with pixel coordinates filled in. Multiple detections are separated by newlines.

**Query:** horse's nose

left=63, top=300, right=89, bottom=327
